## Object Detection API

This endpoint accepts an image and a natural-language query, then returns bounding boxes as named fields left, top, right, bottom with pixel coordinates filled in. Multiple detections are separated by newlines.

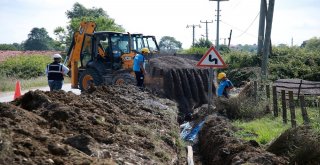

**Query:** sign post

left=196, top=46, right=227, bottom=110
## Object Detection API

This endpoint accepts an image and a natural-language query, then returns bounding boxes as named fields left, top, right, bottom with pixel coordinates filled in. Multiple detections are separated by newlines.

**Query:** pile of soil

left=198, top=115, right=289, bottom=164
left=0, top=85, right=185, bottom=164
left=148, top=56, right=215, bottom=119
left=149, top=56, right=197, bottom=71
left=267, top=125, right=320, bottom=164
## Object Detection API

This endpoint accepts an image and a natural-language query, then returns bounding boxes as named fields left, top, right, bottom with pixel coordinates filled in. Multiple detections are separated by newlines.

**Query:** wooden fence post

left=266, top=85, right=270, bottom=99
left=260, top=83, right=264, bottom=91
left=288, top=91, right=296, bottom=128
left=272, top=86, right=278, bottom=117
left=266, top=84, right=271, bottom=113
left=281, top=90, right=287, bottom=124
left=254, top=81, right=258, bottom=101
left=299, top=94, right=310, bottom=124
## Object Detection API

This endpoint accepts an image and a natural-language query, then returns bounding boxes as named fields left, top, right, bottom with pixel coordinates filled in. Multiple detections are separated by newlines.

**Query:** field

left=0, top=51, right=60, bottom=62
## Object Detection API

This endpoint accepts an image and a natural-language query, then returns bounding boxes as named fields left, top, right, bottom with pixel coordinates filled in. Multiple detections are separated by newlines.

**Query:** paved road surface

left=0, top=83, right=81, bottom=103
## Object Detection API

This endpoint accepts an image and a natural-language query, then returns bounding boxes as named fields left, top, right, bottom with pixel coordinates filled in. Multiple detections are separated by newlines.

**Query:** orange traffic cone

left=14, top=80, right=21, bottom=99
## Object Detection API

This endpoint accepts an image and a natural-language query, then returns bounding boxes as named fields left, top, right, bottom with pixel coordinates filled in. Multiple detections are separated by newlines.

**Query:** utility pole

left=261, top=0, right=275, bottom=81
left=208, top=0, right=229, bottom=111
left=257, top=0, right=267, bottom=56
left=228, top=29, right=232, bottom=48
left=186, top=24, right=201, bottom=46
left=200, top=20, right=213, bottom=41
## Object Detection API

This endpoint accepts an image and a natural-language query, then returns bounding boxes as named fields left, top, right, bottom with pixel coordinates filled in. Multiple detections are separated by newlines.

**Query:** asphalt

left=0, top=83, right=81, bottom=103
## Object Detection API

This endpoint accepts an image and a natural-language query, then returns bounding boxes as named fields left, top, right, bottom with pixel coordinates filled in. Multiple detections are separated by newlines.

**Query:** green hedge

left=216, top=46, right=320, bottom=83
left=0, top=55, right=51, bottom=79
left=269, top=47, right=320, bottom=81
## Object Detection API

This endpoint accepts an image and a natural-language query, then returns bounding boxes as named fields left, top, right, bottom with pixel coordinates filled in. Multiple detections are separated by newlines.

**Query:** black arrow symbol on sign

left=209, top=55, right=218, bottom=64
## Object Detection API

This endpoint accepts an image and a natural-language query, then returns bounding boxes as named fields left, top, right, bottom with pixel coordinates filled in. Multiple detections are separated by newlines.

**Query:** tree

left=54, top=26, right=67, bottom=50
left=61, top=3, right=125, bottom=46
left=0, top=44, right=18, bottom=50
left=302, top=37, right=320, bottom=51
left=159, top=36, right=182, bottom=52
left=66, top=2, right=106, bottom=19
left=24, top=27, right=54, bottom=50
left=12, top=43, right=23, bottom=50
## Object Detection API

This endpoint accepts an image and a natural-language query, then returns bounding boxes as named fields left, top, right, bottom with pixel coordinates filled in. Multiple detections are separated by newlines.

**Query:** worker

left=217, top=72, right=234, bottom=98
left=45, top=54, right=69, bottom=91
left=133, top=48, right=150, bottom=88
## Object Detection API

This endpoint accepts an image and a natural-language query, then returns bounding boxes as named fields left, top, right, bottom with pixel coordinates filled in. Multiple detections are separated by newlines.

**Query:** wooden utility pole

left=228, top=29, right=232, bottom=48
left=257, top=0, right=267, bottom=56
left=207, top=0, right=229, bottom=110
left=187, top=24, right=201, bottom=46
left=200, top=20, right=213, bottom=41
left=261, top=0, right=275, bottom=81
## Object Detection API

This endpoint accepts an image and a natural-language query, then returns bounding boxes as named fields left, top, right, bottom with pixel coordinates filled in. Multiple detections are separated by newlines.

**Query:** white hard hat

left=53, top=54, right=62, bottom=59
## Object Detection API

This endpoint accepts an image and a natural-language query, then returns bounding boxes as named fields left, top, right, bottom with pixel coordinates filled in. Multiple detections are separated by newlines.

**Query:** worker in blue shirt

left=217, top=72, right=234, bottom=98
left=133, top=48, right=150, bottom=88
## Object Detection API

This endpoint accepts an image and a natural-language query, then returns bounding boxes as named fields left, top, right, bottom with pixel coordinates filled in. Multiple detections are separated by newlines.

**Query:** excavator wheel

left=112, top=73, right=136, bottom=85
left=79, top=68, right=103, bottom=91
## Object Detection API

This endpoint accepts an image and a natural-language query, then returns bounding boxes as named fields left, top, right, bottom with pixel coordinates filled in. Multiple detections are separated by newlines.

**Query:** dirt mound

left=198, top=115, right=288, bottom=165
left=0, top=85, right=185, bottom=164
left=147, top=56, right=215, bottom=120
left=267, top=125, right=320, bottom=164
left=149, top=56, right=197, bottom=71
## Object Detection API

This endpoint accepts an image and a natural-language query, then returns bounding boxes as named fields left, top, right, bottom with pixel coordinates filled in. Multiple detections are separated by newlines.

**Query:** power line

left=235, top=12, right=260, bottom=38
left=220, top=20, right=257, bottom=38
left=231, top=0, right=244, bottom=10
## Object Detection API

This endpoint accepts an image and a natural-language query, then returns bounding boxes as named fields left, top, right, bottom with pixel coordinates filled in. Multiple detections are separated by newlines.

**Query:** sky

left=0, top=0, right=319, bottom=48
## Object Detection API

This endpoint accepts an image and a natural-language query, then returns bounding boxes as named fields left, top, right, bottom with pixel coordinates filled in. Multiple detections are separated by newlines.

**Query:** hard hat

left=141, top=48, right=150, bottom=54
left=53, top=54, right=62, bottom=59
left=218, top=72, right=226, bottom=80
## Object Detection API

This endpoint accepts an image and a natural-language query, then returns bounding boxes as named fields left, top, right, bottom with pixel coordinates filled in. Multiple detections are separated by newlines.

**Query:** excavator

left=64, top=21, right=159, bottom=91
left=143, top=35, right=160, bottom=54
left=131, top=33, right=160, bottom=55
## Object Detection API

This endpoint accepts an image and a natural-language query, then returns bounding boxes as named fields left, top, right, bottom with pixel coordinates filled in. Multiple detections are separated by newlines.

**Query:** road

left=0, top=83, right=81, bottom=103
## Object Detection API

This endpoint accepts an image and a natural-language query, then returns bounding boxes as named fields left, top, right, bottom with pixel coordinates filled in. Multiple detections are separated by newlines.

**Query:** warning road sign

left=196, top=46, right=227, bottom=68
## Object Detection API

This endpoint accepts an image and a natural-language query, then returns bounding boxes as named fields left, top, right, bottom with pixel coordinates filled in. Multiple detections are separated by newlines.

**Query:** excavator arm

left=64, top=21, right=96, bottom=88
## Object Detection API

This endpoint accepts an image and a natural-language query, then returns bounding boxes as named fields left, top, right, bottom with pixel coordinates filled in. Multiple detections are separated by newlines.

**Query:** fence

left=265, top=79, right=320, bottom=127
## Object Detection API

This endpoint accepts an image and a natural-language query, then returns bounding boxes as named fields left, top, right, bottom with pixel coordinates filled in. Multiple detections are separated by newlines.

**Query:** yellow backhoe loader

left=64, top=21, right=160, bottom=91
left=64, top=21, right=138, bottom=90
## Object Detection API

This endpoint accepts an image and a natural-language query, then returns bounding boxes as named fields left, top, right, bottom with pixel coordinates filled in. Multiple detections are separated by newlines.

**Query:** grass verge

left=232, top=107, right=320, bottom=145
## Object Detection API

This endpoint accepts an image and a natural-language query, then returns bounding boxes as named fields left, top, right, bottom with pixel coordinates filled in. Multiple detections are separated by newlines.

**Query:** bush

left=0, top=44, right=22, bottom=51
left=0, top=55, right=51, bottom=79
left=224, top=51, right=260, bottom=70
left=269, top=47, right=320, bottom=81
left=182, top=47, right=208, bottom=55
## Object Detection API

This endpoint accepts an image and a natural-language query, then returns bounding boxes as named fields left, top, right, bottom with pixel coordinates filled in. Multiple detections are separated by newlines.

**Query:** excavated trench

left=147, top=56, right=291, bottom=164
left=146, top=56, right=215, bottom=120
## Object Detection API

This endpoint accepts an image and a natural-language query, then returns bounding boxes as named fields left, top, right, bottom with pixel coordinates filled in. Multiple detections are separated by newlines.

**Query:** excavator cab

left=91, top=32, right=131, bottom=69
left=78, top=31, right=136, bottom=90
left=143, top=35, right=160, bottom=55
left=130, top=33, right=145, bottom=53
